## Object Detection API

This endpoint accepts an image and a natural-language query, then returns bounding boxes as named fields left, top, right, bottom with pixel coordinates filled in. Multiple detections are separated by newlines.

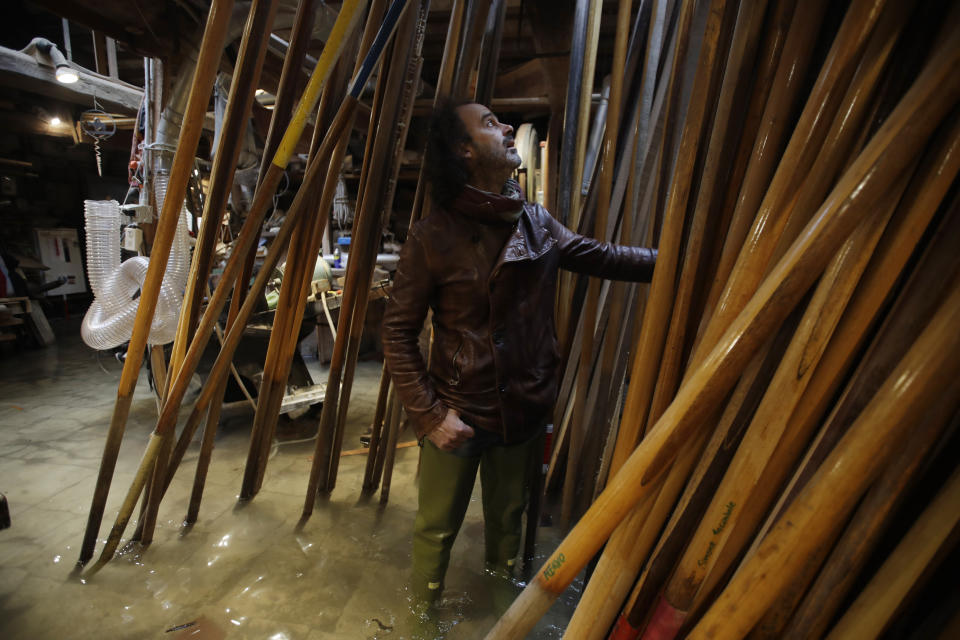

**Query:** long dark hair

left=426, top=98, right=472, bottom=207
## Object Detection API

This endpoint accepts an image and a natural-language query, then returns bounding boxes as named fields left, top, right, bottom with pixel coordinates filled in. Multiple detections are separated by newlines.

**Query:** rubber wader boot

left=412, top=440, right=481, bottom=603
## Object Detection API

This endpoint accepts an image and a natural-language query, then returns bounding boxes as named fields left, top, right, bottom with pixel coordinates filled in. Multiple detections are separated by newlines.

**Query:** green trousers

left=411, top=432, right=542, bottom=601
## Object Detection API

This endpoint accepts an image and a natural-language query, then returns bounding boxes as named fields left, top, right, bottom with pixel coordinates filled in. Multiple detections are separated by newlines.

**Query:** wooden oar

left=324, top=0, right=429, bottom=494
left=555, top=0, right=591, bottom=228
left=189, top=0, right=327, bottom=517
left=822, top=433, right=960, bottom=640
left=702, top=0, right=798, bottom=300
left=604, top=0, right=703, bottom=481
left=578, top=0, right=784, bottom=623
left=230, top=0, right=352, bottom=501
left=649, top=0, right=926, bottom=593
left=308, top=0, right=424, bottom=499
left=78, top=0, right=237, bottom=567
left=645, top=0, right=766, bottom=440
left=238, top=43, right=356, bottom=502
left=136, top=0, right=282, bottom=547
left=686, top=279, right=960, bottom=640
left=167, top=0, right=282, bottom=385
left=693, top=0, right=822, bottom=331
left=368, top=383, right=397, bottom=493
left=483, top=33, right=960, bottom=636
left=609, top=328, right=791, bottom=640
left=565, top=428, right=709, bottom=640
left=156, top=0, right=371, bottom=510
left=560, top=0, right=640, bottom=524
left=81, top=1, right=380, bottom=572
left=641, top=174, right=904, bottom=640
left=690, top=0, right=887, bottom=370
left=724, top=189, right=960, bottom=637
left=85, top=101, right=357, bottom=576
left=570, top=0, right=603, bottom=227
left=406, top=0, right=463, bottom=226
left=781, top=383, right=959, bottom=640
left=693, top=0, right=884, bottom=370
left=160, top=0, right=389, bottom=503
left=296, top=0, right=412, bottom=514
left=473, top=0, right=505, bottom=105
left=378, top=388, right=404, bottom=505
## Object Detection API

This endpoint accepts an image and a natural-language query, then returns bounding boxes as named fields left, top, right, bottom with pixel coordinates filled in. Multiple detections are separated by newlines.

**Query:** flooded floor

left=0, top=318, right=580, bottom=639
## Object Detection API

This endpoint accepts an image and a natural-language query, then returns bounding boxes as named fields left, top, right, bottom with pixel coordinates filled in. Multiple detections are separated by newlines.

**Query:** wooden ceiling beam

left=0, top=45, right=142, bottom=113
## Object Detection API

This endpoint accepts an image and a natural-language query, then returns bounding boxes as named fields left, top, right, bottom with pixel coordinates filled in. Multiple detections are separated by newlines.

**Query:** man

left=382, top=100, right=656, bottom=605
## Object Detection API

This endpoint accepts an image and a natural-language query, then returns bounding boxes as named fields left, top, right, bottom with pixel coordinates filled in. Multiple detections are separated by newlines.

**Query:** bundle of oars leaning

left=492, top=0, right=960, bottom=639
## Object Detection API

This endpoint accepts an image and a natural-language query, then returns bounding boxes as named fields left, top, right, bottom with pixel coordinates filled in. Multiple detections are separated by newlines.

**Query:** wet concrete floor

left=0, top=319, right=580, bottom=639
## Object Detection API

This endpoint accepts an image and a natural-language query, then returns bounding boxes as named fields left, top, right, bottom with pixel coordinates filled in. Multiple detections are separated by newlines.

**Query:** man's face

left=455, top=103, right=522, bottom=179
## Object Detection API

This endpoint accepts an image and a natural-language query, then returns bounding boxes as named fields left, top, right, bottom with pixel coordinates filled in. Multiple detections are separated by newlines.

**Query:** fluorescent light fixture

left=50, top=116, right=62, bottom=126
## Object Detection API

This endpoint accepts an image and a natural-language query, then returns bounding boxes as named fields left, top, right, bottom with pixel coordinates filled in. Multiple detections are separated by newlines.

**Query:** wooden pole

left=474, top=0, right=506, bottom=106
left=564, top=428, right=708, bottom=640
left=227, top=0, right=322, bottom=330
left=644, top=0, right=764, bottom=431
left=702, top=0, right=798, bottom=306
left=483, top=35, right=960, bottom=635
left=604, top=0, right=721, bottom=480
left=362, top=370, right=393, bottom=491
left=369, top=383, right=397, bottom=492
left=295, top=0, right=412, bottom=516
left=80, top=1, right=371, bottom=570
left=315, top=0, right=427, bottom=496
left=641, top=174, right=904, bottom=640
left=559, top=0, right=639, bottom=523
left=567, top=1, right=766, bottom=629
left=570, top=0, right=604, bottom=226
left=137, top=0, right=282, bottom=547
left=78, top=0, right=236, bottom=567
left=688, top=0, right=888, bottom=369
left=687, top=280, right=960, bottom=640
left=782, top=386, right=959, bottom=640
left=86, top=102, right=358, bottom=574
left=406, top=0, right=464, bottom=226
left=167, top=0, right=281, bottom=384
left=378, top=388, right=404, bottom=504
left=826, top=463, right=960, bottom=639
left=555, top=0, right=590, bottom=228
left=147, top=0, right=369, bottom=499
left=727, top=188, right=960, bottom=633
left=239, top=46, right=355, bottom=501
left=684, top=5, right=932, bottom=626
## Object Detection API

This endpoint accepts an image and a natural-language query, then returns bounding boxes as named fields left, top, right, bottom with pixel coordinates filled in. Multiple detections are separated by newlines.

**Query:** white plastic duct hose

left=80, top=191, right=190, bottom=349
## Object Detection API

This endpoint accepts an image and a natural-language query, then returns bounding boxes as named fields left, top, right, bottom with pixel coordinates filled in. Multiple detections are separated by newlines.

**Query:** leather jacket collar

left=452, top=179, right=524, bottom=225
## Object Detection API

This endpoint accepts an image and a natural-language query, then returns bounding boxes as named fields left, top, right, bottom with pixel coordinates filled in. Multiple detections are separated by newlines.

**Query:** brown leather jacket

left=382, top=185, right=656, bottom=445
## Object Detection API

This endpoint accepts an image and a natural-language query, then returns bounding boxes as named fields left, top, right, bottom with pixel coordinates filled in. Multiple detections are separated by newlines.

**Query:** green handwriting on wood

left=712, top=501, right=736, bottom=535
left=698, top=502, right=736, bottom=567
left=543, top=552, right=566, bottom=580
